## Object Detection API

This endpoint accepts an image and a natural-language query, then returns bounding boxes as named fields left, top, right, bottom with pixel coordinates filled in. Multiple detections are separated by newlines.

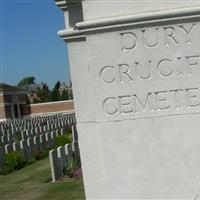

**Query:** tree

left=50, top=81, right=61, bottom=102
left=61, top=90, right=69, bottom=100
left=43, top=83, right=49, bottom=91
left=36, top=88, right=50, bottom=103
left=18, top=76, right=36, bottom=87
left=54, top=81, right=61, bottom=90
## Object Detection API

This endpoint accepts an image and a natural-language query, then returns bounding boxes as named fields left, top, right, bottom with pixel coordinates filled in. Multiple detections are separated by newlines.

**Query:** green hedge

left=55, top=135, right=72, bottom=148
left=0, top=151, right=25, bottom=175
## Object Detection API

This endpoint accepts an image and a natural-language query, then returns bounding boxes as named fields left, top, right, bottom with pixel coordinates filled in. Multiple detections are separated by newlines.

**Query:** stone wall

left=0, top=95, right=5, bottom=121
left=0, top=106, right=6, bottom=120
left=0, top=100, right=74, bottom=120
left=22, top=100, right=74, bottom=117
left=0, top=96, right=4, bottom=104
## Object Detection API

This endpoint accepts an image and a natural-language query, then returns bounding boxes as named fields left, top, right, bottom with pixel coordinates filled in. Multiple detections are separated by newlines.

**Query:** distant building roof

left=0, top=83, right=26, bottom=93
left=59, top=82, right=72, bottom=90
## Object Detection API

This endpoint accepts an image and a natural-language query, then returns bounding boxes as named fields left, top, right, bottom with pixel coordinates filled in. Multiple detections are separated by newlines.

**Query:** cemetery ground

left=0, top=157, right=85, bottom=200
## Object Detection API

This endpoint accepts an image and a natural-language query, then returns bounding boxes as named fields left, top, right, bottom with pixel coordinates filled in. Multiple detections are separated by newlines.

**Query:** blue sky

left=0, top=0, right=70, bottom=88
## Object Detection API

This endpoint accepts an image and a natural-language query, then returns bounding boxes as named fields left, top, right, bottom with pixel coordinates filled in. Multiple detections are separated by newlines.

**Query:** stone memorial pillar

left=55, top=0, right=200, bottom=199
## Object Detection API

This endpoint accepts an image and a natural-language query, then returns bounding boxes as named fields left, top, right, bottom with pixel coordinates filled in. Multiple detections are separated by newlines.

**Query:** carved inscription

left=103, top=88, right=200, bottom=116
left=120, top=23, right=195, bottom=50
left=98, top=22, right=200, bottom=117
left=100, top=55, right=200, bottom=83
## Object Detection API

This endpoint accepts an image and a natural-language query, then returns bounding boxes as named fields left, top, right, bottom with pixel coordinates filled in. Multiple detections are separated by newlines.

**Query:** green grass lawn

left=0, top=158, right=85, bottom=200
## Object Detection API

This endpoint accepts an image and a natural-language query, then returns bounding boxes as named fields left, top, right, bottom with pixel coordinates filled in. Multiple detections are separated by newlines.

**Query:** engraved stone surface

left=88, top=21, right=200, bottom=122
left=55, top=1, right=200, bottom=199
left=83, top=19, right=200, bottom=199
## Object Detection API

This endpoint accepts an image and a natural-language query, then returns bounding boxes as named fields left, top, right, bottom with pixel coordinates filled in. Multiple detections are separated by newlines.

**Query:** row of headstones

left=0, top=114, right=76, bottom=146
left=0, top=113, right=76, bottom=135
left=0, top=113, right=71, bottom=126
left=0, top=127, right=58, bottom=145
left=4, top=128, right=65, bottom=154
left=0, top=124, right=67, bottom=146
left=0, top=125, right=78, bottom=171
left=0, top=118, right=70, bottom=135
left=49, top=125, right=79, bottom=182
left=0, top=117, right=74, bottom=137
left=1, top=115, right=50, bottom=128
left=0, top=127, right=66, bottom=170
left=0, top=121, right=70, bottom=146
left=0, top=113, right=75, bottom=133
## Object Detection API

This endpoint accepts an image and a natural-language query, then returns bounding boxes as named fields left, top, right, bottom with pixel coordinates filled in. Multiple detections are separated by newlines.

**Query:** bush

left=0, top=151, right=25, bottom=175
left=55, top=135, right=72, bottom=148
left=34, top=150, right=49, bottom=161
left=63, top=158, right=78, bottom=178
left=64, top=127, right=72, bottom=135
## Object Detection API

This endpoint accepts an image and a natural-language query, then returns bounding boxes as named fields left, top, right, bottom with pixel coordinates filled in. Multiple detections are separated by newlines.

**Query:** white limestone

left=49, top=149, right=62, bottom=182
left=55, top=1, right=200, bottom=199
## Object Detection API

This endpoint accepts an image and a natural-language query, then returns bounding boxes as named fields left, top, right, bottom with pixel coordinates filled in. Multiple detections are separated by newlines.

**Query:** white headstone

left=49, top=149, right=62, bottom=182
